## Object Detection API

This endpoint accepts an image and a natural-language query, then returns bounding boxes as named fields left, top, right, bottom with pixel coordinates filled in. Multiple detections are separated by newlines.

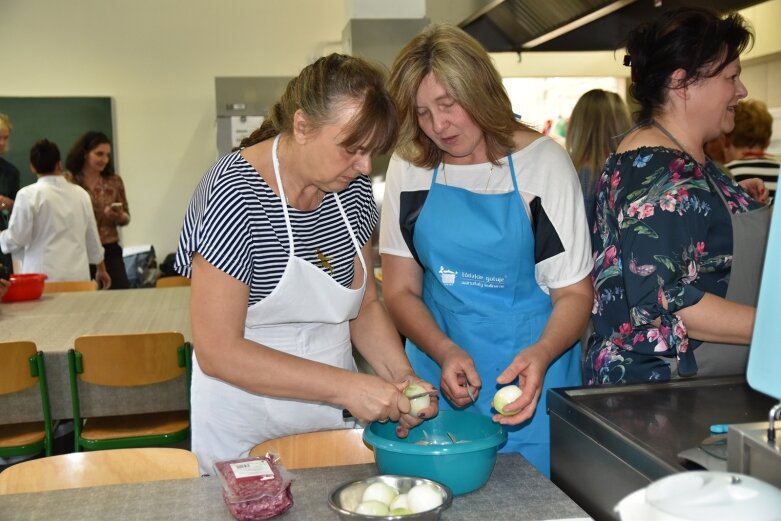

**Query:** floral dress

left=585, top=147, right=764, bottom=385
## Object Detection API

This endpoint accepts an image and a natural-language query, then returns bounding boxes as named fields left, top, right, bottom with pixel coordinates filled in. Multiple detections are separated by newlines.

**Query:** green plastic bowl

left=363, top=410, right=507, bottom=496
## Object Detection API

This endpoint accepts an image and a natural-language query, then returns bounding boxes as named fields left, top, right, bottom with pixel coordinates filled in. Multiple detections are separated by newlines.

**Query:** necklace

left=441, top=161, right=495, bottom=192
left=284, top=189, right=324, bottom=209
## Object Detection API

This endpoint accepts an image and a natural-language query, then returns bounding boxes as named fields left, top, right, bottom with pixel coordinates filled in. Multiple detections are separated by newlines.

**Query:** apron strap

left=271, top=135, right=296, bottom=257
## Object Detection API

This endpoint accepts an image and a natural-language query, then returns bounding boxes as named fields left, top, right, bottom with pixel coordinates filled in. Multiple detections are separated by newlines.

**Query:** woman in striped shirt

left=175, top=54, right=437, bottom=474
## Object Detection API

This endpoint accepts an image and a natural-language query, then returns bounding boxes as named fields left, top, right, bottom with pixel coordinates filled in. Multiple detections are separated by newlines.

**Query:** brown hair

left=388, top=23, right=529, bottom=169
left=238, top=53, right=398, bottom=156
left=566, top=89, right=631, bottom=183
left=727, top=99, right=773, bottom=149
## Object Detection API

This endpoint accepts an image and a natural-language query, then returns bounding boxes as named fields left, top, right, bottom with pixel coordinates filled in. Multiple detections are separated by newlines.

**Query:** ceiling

left=459, top=0, right=768, bottom=53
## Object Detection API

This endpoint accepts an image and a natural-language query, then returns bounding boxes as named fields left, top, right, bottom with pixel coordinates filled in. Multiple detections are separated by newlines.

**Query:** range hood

left=459, top=0, right=767, bottom=53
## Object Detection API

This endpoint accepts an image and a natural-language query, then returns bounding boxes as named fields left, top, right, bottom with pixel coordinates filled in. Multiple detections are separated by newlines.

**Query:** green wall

left=0, top=97, right=113, bottom=187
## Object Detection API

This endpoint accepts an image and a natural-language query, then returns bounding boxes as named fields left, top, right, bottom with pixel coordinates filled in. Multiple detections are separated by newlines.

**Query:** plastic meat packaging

left=214, top=454, right=294, bottom=521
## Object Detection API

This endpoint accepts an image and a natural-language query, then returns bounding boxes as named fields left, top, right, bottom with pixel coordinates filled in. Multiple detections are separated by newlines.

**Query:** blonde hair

left=727, top=99, right=773, bottom=149
left=388, top=23, right=529, bottom=168
left=566, top=89, right=631, bottom=182
left=0, top=113, right=12, bottom=132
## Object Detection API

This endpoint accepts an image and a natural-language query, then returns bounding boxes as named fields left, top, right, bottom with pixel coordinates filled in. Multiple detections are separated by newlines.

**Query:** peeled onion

left=361, top=482, right=398, bottom=505
left=389, top=493, right=408, bottom=511
left=403, top=383, right=431, bottom=416
left=492, top=385, right=523, bottom=416
left=355, top=500, right=390, bottom=516
left=407, top=483, right=443, bottom=513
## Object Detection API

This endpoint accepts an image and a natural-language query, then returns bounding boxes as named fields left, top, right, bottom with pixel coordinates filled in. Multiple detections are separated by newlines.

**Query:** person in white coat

left=0, top=139, right=110, bottom=286
left=175, top=53, right=437, bottom=475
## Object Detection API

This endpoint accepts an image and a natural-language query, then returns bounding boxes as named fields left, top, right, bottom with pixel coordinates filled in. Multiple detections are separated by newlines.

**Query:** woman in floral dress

left=586, top=7, right=771, bottom=385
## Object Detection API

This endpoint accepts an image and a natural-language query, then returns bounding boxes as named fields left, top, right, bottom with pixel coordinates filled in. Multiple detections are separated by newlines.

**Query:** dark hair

left=238, top=53, right=398, bottom=156
left=625, top=7, right=753, bottom=122
left=65, top=131, right=115, bottom=179
left=30, top=139, right=61, bottom=174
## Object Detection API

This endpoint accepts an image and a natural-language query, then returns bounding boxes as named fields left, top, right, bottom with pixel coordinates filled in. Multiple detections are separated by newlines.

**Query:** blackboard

left=0, top=97, right=113, bottom=187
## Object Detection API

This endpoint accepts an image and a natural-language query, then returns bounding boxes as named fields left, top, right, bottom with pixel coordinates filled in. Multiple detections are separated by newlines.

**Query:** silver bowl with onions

left=328, top=475, right=452, bottom=520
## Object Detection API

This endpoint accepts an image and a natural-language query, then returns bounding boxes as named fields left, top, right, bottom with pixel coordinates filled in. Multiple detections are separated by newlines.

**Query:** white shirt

left=0, top=175, right=104, bottom=281
left=379, top=136, right=593, bottom=293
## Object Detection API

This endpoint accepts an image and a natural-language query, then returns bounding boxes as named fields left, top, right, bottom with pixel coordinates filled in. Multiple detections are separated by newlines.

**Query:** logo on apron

left=438, top=266, right=457, bottom=285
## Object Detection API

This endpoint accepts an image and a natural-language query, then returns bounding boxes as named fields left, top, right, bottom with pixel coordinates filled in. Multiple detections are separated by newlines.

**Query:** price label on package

left=230, top=459, right=274, bottom=481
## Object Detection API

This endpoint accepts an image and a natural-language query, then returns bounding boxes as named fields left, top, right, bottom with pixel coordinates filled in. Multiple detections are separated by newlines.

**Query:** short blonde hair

left=388, top=23, right=528, bottom=168
left=0, top=113, right=12, bottom=132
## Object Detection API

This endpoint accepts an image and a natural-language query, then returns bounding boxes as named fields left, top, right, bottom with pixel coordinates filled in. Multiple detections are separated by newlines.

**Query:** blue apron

left=406, top=155, right=581, bottom=477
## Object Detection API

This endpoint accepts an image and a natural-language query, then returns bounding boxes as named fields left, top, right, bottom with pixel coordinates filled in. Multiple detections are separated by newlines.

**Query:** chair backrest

left=72, top=331, right=186, bottom=387
left=249, top=428, right=374, bottom=469
left=0, top=447, right=200, bottom=494
left=155, top=276, right=191, bottom=288
left=0, top=341, right=38, bottom=395
left=44, top=280, right=98, bottom=293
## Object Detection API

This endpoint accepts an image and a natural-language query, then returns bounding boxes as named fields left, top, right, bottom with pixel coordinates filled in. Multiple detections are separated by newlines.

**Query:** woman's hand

left=341, top=373, right=410, bottom=425
left=394, top=376, right=439, bottom=438
left=103, top=203, right=129, bottom=223
left=0, top=194, right=13, bottom=212
left=491, top=343, right=553, bottom=425
left=439, top=346, right=481, bottom=408
left=738, top=178, right=769, bottom=204
left=0, top=277, right=10, bottom=299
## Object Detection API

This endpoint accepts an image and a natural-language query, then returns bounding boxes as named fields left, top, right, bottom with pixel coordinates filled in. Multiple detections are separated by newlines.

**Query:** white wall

left=0, top=0, right=347, bottom=256
left=2, top=0, right=780, bottom=256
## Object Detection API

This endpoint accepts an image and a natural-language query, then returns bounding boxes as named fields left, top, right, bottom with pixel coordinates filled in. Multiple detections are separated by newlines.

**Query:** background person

left=0, top=139, right=110, bottom=286
left=725, top=99, right=778, bottom=202
left=380, top=24, right=592, bottom=477
left=587, top=8, right=769, bottom=385
left=65, top=131, right=131, bottom=289
left=174, top=53, right=437, bottom=475
left=0, top=113, right=20, bottom=275
left=566, top=89, right=631, bottom=228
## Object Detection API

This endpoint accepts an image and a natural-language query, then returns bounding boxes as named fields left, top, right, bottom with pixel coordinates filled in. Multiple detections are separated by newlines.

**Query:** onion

left=403, top=383, right=431, bottom=416
left=407, top=483, right=443, bottom=513
left=389, top=493, right=408, bottom=511
left=355, top=500, right=390, bottom=516
left=492, top=384, right=523, bottom=416
left=361, top=482, right=398, bottom=506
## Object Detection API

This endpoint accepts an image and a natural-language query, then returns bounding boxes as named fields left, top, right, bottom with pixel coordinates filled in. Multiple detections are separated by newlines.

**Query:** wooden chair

left=44, top=280, right=98, bottom=293
left=155, top=276, right=190, bottom=288
left=0, top=447, right=200, bottom=494
left=0, top=342, right=55, bottom=458
left=249, top=428, right=374, bottom=469
left=68, top=332, right=191, bottom=452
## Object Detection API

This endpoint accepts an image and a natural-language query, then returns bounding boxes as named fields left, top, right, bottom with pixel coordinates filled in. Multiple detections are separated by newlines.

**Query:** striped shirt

left=727, top=156, right=779, bottom=203
left=175, top=151, right=377, bottom=306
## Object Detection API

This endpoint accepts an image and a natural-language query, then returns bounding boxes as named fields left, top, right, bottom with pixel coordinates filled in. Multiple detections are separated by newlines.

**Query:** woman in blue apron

left=586, top=8, right=771, bottom=386
left=380, top=24, right=593, bottom=478
left=175, top=54, right=437, bottom=475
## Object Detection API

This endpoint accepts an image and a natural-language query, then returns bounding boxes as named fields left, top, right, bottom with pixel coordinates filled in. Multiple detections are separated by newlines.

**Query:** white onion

left=361, top=482, right=398, bottom=506
left=492, top=385, right=523, bottom=416
left=389, top=493, right=408, bottom=511
left=355, top=500, right=390, bottom=516
left=403, top=383, right=431, bottom=416
left=407, top=483, right=443, bottom=513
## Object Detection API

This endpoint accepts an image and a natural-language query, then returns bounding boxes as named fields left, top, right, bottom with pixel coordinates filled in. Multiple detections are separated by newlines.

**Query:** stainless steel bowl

left=328, top=475, right=453, bottom=520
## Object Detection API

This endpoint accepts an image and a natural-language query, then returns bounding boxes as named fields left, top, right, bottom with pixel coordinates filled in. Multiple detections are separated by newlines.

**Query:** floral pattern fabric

left=585, top=147, right=763, bottom=385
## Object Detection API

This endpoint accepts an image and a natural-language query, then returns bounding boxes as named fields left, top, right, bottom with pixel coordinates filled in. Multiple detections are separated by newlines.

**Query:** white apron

left=191, top=135, right=367, bottom=474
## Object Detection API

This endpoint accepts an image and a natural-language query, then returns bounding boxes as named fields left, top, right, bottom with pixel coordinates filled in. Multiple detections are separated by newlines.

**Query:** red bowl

left=1, top=273, right=48, bottom=303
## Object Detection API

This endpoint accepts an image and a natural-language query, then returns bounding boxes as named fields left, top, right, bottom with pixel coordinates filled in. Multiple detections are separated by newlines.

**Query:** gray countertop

left=0, top=454, right=590, bottom=520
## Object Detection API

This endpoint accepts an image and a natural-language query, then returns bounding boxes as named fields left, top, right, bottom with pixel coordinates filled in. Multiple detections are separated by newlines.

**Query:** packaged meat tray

left=214, top=454, right=294, bottom=521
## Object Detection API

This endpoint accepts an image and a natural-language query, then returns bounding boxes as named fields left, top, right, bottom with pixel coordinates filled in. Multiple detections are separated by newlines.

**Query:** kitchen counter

left=548, top=376, right=778, bottom=521
left=0, top=453, right=590, bottom=520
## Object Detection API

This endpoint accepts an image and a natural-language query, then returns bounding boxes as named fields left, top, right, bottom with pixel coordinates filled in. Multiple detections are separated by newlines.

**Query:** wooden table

left=0, top=287, right=191, bottom=422
left=0, top=454, right=591, bottom=520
